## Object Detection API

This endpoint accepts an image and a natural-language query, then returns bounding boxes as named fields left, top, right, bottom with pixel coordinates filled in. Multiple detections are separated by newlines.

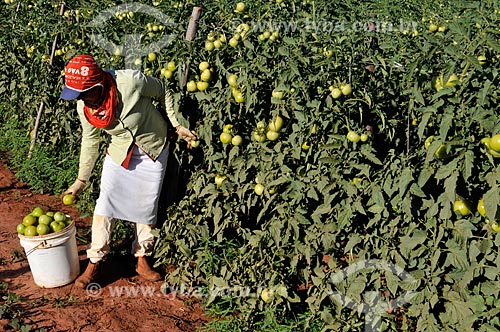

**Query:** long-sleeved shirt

left=76, top=69, right=180, bottom=182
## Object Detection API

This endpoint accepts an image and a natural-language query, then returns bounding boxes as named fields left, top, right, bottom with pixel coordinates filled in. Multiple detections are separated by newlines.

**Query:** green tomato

left=489, top=134, right=500, bottom=152
left=186, top=80, right=197, bottom=92
left=227, top=74, right=238, bottom=87
left=331, top=88, right=342, bottom=99
left=478, top=55, right=487, bottom=65
left=200, top=69, right=211, bottom=82
left=266, top=130, right=279, bottom=141
left=341, top=84, right=352, bottom=96
left=147, top=52, right=156, bottom=62
left=346, top=131, right=360, bottom=143
left=205, top=40, right=215, bottom=51
left=477, top=199, right=486, bottom=217
left=215, top=175, right=226, bottom=187
left=234, top=92, right=245, bottom=103
left=235, top=2, right=245, bottom=13
left=37, top=223, right=50, bottom=235
left=24, top=225, right=38, bottom=236
left=167, top=61, right=176, bottom=71
left=424, top=136, right=434, bottom=150
left=231, top=135, right=243, bottom=146
left=253, top=131, right=266, bottom=142
left=434, top=144, right=448, bottom=159
left=196, top=81, right=209, bottom=91
left=254, top=183, right=265, bottom=195
left=223, top=124, right=233, bottom=134
left=268, top=116, right=283, bottom=132
left=428, top=23, right=438, bottom=32
left=453, top=200, right=471, bottom=217
left=220, top=132, right=233, bottom=144
left=272, top=89, right=284, bottom=100
left=198, top=61, right=210, bottom=71
left=16, top=223, right=26, bottom=235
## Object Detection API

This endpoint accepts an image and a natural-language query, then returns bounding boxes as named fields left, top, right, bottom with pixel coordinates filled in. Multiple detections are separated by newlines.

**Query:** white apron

left=94, top=144, right=169, bottom=225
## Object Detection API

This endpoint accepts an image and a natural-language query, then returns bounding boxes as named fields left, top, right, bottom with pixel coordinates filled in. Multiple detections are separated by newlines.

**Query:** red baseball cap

left=60, top=54, right=104, bottom=100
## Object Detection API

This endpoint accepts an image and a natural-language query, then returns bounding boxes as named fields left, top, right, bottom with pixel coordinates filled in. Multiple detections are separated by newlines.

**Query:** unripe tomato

left=232, top=135, right=243, bottom=146
left=235, top=2, right=245, bottom=13
left=434, top=144, right=448, bottom=159
left=480, top=137, right=491, bottom=149
left=489, top=134, right=500, bottom=152
left=196, top=81, right=209, bottom=91
left=190, top=140, right=200, bottom=148
left=331, top=88, right=342, bottom=99
left=234, top=92, right=245, bottom=103
left=220, top=132, right=233, bottom=144
left=477, top=199, right=486, bottom=217
left=223, top=124, right=233, bottom=134
left=213, top=40, right=222, bottom=49
left=445, top=73, right=459, bottom=87
left=261, top=289, right=274, bottom=302
left=268, top=116, right=283, bottom=132
left=266, top=130, right=279, bottom=141
left=215, top=174, right=226, bottom=187
left=254, top=183, right=265, bottom=195
left=147, top=52, right=156, bottom=62
left=16, top=223, right=26, bottom=235
left=428, top=23, right=438, bottom=32
left=205, top=40, right=214, bottom=51
left=360, top=133, right=369, bottom=142
left=341, top=84, right=352, bottom=96
left=200, top=69, right=212, bottom=82
left=453, top=200, right=471, bottom=217
left=167, top=61, right=176, bottom=71
left=62, top=194, right=74, bottom=206
left=253, top=131, right=266, bottom=142
left=227, top=74, right=238, bottom=87
left=206, top=32, right=216, bottom=42
left=186, top=80, right=197, bottom=92
left=272, top=89, right=284, bottom=100
left=199, top=61, right=210, bottom=71
left=478, top=55, right=487, bottom=65
left=229, top=38, right=239, bottom=47
left=424, top=136, right=434, bottom=150
left=346, top=131, right=360, bottom=143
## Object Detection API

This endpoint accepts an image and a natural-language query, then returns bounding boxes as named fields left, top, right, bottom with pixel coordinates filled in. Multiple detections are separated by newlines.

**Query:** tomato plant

left=2, top=0, right=500, bottom=331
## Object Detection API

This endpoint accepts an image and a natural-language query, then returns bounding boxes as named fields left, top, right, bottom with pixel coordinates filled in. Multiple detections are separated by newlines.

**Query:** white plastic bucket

left=18, top=221, right=80, bottom=288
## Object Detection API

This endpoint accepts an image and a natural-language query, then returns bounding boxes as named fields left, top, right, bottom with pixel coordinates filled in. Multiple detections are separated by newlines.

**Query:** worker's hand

left=62, top=179, right=87, bottom=198
left=176, top=125, right=197, bottom=142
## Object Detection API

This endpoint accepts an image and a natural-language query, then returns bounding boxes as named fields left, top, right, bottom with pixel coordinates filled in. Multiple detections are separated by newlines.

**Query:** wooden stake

left=182, top=6, right=202, bottom=88
left=28, top=1, right=66, bottom=159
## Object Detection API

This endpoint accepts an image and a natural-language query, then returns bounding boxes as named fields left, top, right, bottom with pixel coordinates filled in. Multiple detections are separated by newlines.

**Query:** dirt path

left=0, top=162, right=207, bottom=331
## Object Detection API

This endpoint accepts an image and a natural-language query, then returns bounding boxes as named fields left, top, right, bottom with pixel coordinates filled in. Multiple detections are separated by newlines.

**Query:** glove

left=63, top=179, right=87, bottom=198
left=176, top=125, right=197, bottom=142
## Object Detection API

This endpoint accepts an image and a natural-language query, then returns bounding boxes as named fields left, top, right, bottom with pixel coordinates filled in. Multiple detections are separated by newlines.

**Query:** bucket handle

left=25, top=241, right=47, bottom=257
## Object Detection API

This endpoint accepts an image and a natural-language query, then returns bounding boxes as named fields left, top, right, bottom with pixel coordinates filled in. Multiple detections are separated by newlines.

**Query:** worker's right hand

left=63, top=179, right=87, bottom=198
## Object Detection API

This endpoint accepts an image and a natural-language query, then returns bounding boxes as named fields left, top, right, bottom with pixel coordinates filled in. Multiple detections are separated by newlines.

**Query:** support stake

left=28, top=2, right=66, bottom=159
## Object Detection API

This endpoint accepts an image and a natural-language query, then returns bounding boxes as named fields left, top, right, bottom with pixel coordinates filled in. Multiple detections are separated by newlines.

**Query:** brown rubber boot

left=136, top=256, right=161, bottom=281
left=74, top=261, right=101, bottom=289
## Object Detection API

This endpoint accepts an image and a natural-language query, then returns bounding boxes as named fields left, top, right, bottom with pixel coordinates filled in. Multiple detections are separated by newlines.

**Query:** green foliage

left=2, top=0, right=500, bottom=331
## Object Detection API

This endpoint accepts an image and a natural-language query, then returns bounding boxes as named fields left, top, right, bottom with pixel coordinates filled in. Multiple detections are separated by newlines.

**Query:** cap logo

left=66, top=66, right=90, bottom=76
